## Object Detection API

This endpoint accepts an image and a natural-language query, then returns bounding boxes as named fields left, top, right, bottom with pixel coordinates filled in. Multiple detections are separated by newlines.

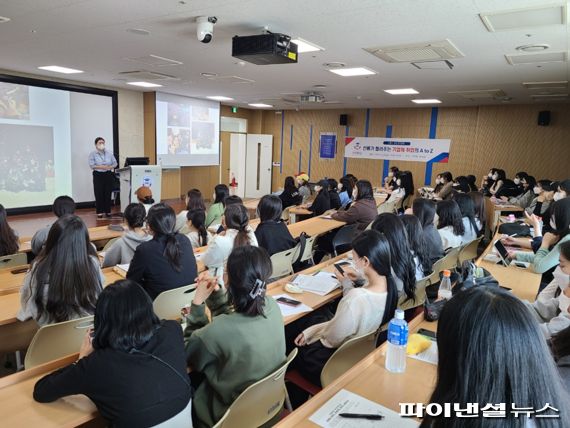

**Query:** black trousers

left=93, top=171, right=115, bottom=214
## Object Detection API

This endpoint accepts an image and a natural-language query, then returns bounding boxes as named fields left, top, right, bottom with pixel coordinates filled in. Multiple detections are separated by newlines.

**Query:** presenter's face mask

left=96, top=143, right=105, bottom=151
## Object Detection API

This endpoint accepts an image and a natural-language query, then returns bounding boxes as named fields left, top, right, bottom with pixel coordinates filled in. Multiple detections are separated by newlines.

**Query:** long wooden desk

left=484, top=197, right=523, bottom=238
left=288, top=194, right=387, bottom=224
left=19, top=226, right=124, bottom=254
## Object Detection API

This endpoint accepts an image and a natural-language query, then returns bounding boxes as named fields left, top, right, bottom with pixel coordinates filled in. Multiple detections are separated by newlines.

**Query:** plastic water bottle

left=438, top=269, right=452, bottom=301
left=385, top=309, right=408, bottom=373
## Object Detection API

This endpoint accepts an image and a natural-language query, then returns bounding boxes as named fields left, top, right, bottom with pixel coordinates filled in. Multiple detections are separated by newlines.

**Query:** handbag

left=498, top=222, right=531, bottom=237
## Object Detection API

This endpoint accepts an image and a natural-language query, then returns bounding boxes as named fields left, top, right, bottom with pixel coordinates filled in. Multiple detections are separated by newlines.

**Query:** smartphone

left=276, top=296, right=302, bottom=307
left=500, top=286, right=513, bottom=292
left=417, top=328, right=437, bottom=340
left=334, top=263, right=346, bottom=275
left=513, top=262, right=527, bottom=269
left=493, top=240, right=511, bottom=267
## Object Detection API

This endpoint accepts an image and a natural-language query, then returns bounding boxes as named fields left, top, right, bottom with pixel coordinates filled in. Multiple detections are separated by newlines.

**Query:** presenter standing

left=88, top=137, right=117, bottom=219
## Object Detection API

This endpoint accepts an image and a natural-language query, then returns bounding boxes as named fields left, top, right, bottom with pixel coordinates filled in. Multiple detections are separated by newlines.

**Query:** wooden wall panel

left=161, top=169, right=181, bottom=199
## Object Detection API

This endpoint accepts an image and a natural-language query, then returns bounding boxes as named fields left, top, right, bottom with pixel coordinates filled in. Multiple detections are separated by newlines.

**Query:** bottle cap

left=443, top=269, right=451, bottom=277
left=395, top=309, right=404, bottom=320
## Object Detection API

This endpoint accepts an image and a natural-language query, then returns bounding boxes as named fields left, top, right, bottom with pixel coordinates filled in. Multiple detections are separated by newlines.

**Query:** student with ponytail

left=127, top=203, right=197, bottom=300
left=201, top=203, right=258, bottom=283
left=184, top=246, right=285, bottom=428
left=185, top=209, right=211, bottom=248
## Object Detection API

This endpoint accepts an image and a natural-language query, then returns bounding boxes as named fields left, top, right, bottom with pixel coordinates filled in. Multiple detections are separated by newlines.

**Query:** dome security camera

left=196, top=16, right=217, bottom=43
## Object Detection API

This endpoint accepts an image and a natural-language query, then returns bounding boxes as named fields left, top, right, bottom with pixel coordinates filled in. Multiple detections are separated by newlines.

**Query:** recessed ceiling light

left=291, top=38, right=324, bottom=53
left=38, top=65, right=83, bottom=74
left=384, top=88, right=419, bottom=95
left=329, top=67, right=376, bottom=77
left=126, top=81, right=163, bottom=88
left=126, top=28, right=150, bottom=36
left=248, top=103, right=273, bottom=108
left=0, top=16, right=10, bottom=24
left=207, top=96, right=234, bottom=101
left=201, top=72, right=217, bottom=77
left=412, top=99, right=442, bottom=104
left=516, top=44, right=549, bottom=52
left=313, top=84, right=327, bottom=89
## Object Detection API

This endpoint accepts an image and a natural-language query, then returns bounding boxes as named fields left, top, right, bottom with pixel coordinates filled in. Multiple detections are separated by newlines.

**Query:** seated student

left=526, top=179, right=555, bottom=217
left=338, top=176, right=353, bottom=207
left=0, top=203, right=19, bottom=257
left=175, top=188, right=206, bottom=233
left=451, top=176, right=471, bottom=194
left=552, top=322, right=570, bottom=393
left=453, top=193, right=481, bottom=243
left=505, top=175, right=536, bottom=209
left=213, top=195, right=244, bottom=234
left=421, top=286, right=570, bottom=428
left=292, top=231, right=397, bottom=386
left=434, top=171, right=454, bottom=200
left=102, top=203, right=152, bottom=267
left=371, top=214, right=418, bottom=301
left=401, top=215, right=432, bottom=277
left=201, top=204, right=257, bottom=282
left=254, top=195, right=296, bottom=257
left=331, top=179, right=377, bottom=230
left=31, top=195, right=75, bottom=255
left=527, top=241, right=570, bottom=339
left=18, top=215, right=104, bottom=326
left=480, top=167, right=497, bottom=195
left=184, top=246, right=285, bottom=428
left=327, top=178, right=342, bottom=210
left=412, top=198, right=444, bottom=262
left=306, top=179, right=331, bottom=216
left=279, top=176, right=302, bottom=210
left=383, top=166, right=399, bottom=191
left=466, top=174, right=478, bottom=192
left=127, top=203, right=197, bottom=300
left=135, top=186, right=154, bottom=214
left=385, top=173, right=406, bottom=203
left=512, top=198, right=570, bottom=275
left=295, top=173, right=311, bottom=203
left=432, top=173, right=444, bottom=194
left=205, top=184, right=229, bottom=227
left=186, top=209, right=212, bottom=249
left=34, top=279, right=192, bottom=428
left=496, top=171, right=527, bottom=198
left=555, top=179, right=570, bottom=201
left=488, top=168, right=506, bottom=196
left=436, top=200, right=465, bottom=250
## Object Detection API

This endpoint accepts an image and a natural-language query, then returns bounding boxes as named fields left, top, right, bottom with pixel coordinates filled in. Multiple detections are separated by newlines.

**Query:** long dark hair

left=258, top=195, right=283, bottom=222
left=214, top=184, right=230, bottom=205
left=186, top=189, right=206, bottom=211
left=355, top=179, right=374, bottom=201
left=52, top=195, right=76, bottom=217
left=226, top=246, right=272, bottom=317
left=552, top=241, right=570, bottom=360
left=351, top=230, right=398, bottom=326
left=224, top=204, right=251, bottom=248
left=401, top=215, right=432, bottom=274
left=413, top=198, right=437, bottom=230
left=124, top=203, right=146, bottom=229
left=436, top=200, right=465, bottom=236
left=187, top=209, right=208, bottom=246
left=453, top=176, right=470, bottom=193
left=0, top=204, right=19, bottom=256
left=398, top=171, right=414, bottom=199
left=147, top=203, right=181, bottom=272
left=422, top=286, right=570, bottom=428
left=453, top=193, right=480, bottom=237
left=371, top=213, right=416, bottom=301
left=32, top=215, right=101, bottom=323
left=339, top=176, right=353, bottom=196
left=284, top=176, right=297, bottom=193
left=551, top=198, right=570, bottom=240
left=466, top=175, right=478, bottom=192
left=92, top=279, right=160, bottom=351
left=316, top=179, right=330, bottom=198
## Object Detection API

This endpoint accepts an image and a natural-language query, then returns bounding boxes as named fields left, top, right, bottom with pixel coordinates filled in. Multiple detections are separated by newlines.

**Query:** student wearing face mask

left=385, top=173, right=406, bottom=203
left=305, top=179, right=331, bottom=216
left=88, top=137, right=118, bottom=219
left=496, top=171, right=527, bottom=199
left=526, top=179, right=555, bottom=217
left=527, top=240, right=570, bottom=339
left=434, top=172, right=454, bottom=200
left=337, top=176, right=353, bottom=208
left=480, top=168, right=497, bottom=195
left=488, top=169, right=506, bottom=196
left=383, top=166, right=399, bottom=191
left=331, top=180, right=377, bottom=230
left=504, top=175, right=536, bottom=209
left=554, top=179, right=570, bottom=202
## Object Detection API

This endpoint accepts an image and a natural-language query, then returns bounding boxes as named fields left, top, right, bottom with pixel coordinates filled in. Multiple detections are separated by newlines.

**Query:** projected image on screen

left=0, top=83, right=30, bottom=120
left=156, top=92, right=220, bottom=166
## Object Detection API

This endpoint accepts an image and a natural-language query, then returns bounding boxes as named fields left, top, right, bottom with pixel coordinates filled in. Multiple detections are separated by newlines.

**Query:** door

left=229, top=133, right=247, bottom=198
left=245, top=134, right=273, bottom=198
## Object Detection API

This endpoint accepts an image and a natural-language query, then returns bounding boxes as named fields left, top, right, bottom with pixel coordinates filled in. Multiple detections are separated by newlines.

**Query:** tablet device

left=494, top=240, right=511, bottom=267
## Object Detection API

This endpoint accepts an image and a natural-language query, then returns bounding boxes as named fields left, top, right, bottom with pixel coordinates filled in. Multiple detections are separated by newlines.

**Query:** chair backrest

left=102, top=237, right=119, bottom=252
left=215, top=348, right=298, bottom=428
left=297, top=235, right=318, bottom=264
left=399, top=194, right=413, bottom=211
left=397, top=274, right=435, bottom=311
left=438, top=246, right=462, bottom=272
left=270, top=246, right=297, bottom=279
left=153, top=284, right=197, bottom=320
left=332, top=224, right=359, bottom=256
left=281, top=206, right=291, bottom=222
left=320, top=330, right=377, bottom=388
left=377, top=200, right=397, bottom=214
left=25, top=315, right=94, bottom=369
left=0, top=252, right=27, bottom=269
left=458, top=236, right=483, bottom=264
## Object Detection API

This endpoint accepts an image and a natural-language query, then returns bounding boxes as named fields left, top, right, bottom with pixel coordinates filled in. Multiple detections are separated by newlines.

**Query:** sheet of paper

left=194, top=252, right=203, bottom=260
left=273, top=294, right=313, bottom=317
left=292, top=272, right=340, bottom=296
left=116, top=263, right=129, bottom=272
left=409, top=341, right=438, bottom=365
left=309, top=389, right=418, bottom=428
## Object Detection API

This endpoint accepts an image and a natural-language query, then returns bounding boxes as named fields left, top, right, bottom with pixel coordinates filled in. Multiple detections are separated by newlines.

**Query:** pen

left=338, top=413, right=384, bottom=420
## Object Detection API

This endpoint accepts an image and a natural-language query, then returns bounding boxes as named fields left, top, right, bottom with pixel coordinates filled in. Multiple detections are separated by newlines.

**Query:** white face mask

left=212, top=193, right=216, bottom=201
left=488, top=172, right=493, bottom=178
left=492, top=174, right=498, bottom=180
left=553, top=266, right=570, bottom=289
left=338, top=183, right=343, bottom=190
left=396, top=179, right=401, bottom=186
left=388, top=172, right=394, bottom=178
left=514, top=178, right=520, bottom=185
left=352, top=189, right=358, bottom=200
left=533, top=186, right=541, bottom=195
left=435, top=178, right=441, bottom=184
left=96, top=143, right=105, bottom=151
left=558, top=293, right=570, bottom=317
left=554, top=191, right=564, bottom=201
left=353, top=256, right=366, bottom=277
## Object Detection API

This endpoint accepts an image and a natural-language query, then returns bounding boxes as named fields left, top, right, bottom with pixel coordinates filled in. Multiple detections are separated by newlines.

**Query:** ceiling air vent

left=364, top=39, right=464, bottom=63
left=206, top=75, right=255, bottom=84
left=125, top=55, right=183, bottom=67
left=506, top=51, right=567, bottom=65
left=480, top=4, right=566, bottom=32
left=118, top=70, right=179, bottom=80
left=522, top=81, right=568, bottom=90
left=448, top=89, right=507, bottom=101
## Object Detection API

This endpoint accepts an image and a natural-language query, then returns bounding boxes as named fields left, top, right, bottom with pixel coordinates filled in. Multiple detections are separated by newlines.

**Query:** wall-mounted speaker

left=339, top=114, right=348, bottom=126
left=538, top=110, right=551, bottom=126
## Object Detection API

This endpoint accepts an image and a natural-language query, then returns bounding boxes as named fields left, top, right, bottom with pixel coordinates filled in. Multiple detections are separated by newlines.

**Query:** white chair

left=153, top=284, right=197, bottom=320
left=295, top=234, right=318, bottom=266
left=377, top=200, right=397, bottom=214
left=270, top=246, right=298, bottom=279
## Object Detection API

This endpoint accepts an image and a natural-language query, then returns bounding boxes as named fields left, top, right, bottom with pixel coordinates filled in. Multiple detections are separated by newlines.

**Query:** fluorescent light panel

left=384, top=88, right=419, bottom=95
left=291, top=38, right=324, bottom=53
left=38, top=65, right=83, bottom=74
left=126, top=81, right=163, bottom=88
left=248, top=103, right=273, bottom=108
left=329, top=67, right=376, bottom=77
left=207, top=96, right=234, bottom=101
left=412, top=99, right=441, bottom=104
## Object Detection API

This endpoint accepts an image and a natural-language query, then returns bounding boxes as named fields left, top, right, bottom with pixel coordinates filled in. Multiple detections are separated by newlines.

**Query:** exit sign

left=231, top=106, right=238, bottom=113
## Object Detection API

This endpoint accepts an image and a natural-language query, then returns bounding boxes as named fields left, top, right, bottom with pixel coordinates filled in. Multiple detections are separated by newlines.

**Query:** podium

left=117, top=165, right=162, bottom=213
